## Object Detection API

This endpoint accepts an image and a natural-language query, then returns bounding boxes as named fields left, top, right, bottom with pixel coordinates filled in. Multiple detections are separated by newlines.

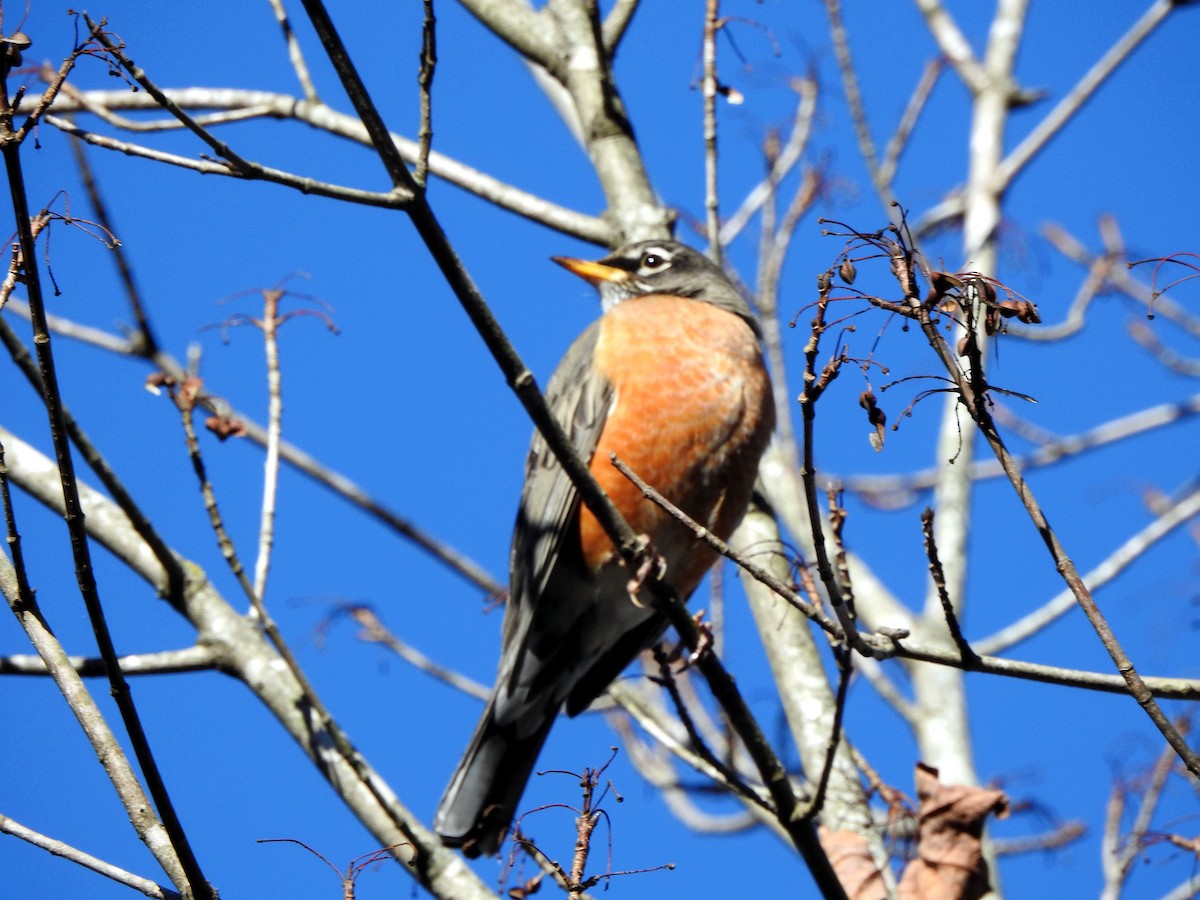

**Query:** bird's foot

left=681, top=611, right=714, bottom=670
left=662, top=609, right=713, bottom=670
left=626, top=534, right=666, bottom=606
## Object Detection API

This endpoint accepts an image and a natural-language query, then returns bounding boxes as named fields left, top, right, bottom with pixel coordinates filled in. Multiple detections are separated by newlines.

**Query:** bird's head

left=553, top=240, right=758, bottom=331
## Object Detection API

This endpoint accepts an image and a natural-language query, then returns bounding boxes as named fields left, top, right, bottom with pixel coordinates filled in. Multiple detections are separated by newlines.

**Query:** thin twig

left=913, top=254, right=1200, bottom=778
left=169, top=374, right=350, bottom=790
left=68, top=131, right=159, bottom=356
left=649, top=647, right=772, bottom=811
left=0, top=428, right=495, bottom=899
left=805, top=648, right=852, bottom=819
left=31, top=87, right=612, bottom=242
left=1101, top=722, right=1186, bottom=899
left=3, top=297, right=503, bottom=596
left=0, top=50, right=213, bottom=899
left=253, top=290, right=284, bottom=604
left=605, top=683, right=781, bottom=829
left=416, top=0, right=437, bottom=186
left=266, top=0, right=320, bottom=102
left=838, top=392, right=1200, bottom=502
left=611, top=455, right=838, bottom=634
left=976, top=484, right=1200, bottom=655
left=339, top=604, right=490, bottom=701
left=612, top=713, right=761, bottom=834
left=1038, top=218, right=1200, bottom=339
left=880, top=57, right=943, bottom=187
left=613, top=449, right=1200, bottom=700
left=920, top=508, right=977, bottom=662
left=0, top=313, right=185, bottom=607
left=996, top=0, right=1179, bottom=191
left=46, top=115, right=411, bottom=210
left=721, top=76, right=817, bottom=247
left=294, top=0, right=649, bottom=575
left=797, top=288, right=874, bottom=655
left=701, top=0, right=722, bottom=263
left=0, top=454, right=189, bottom=892
left=0, top=812, right=182, bottom=900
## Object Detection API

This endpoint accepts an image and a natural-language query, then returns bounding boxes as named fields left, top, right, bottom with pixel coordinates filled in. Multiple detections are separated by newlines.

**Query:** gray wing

left=500, top=321, right=614, bottom=691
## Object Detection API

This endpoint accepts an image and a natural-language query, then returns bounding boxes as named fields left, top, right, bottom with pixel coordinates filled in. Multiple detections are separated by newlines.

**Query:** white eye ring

left=640, top=251, right=668, bottom=270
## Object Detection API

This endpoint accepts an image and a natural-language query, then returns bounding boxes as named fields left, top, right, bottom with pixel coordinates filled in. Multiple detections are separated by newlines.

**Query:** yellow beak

left=551, top=256, right=629, bottom=286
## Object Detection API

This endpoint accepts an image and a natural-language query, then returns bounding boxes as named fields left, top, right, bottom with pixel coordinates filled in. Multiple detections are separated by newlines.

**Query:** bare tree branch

left=265, top=0, right=320, bottom=102
left=977, top=483, right=1200, bottom=656
left=0, top=427, right=496, bottom=900
left=996, top=0, right=1179, bottom=192
left=1, top=44, right=213, bottom=896
left=0, top=645, right=216, bottom=677
left=0, top=812, right=182, bottom=900
left=838, top=393, right=1200, bottom=502
left=911, top=0, right=988, bottom=93
left=26, top=88, right=612, bottom=243
left=2, top=298, right=503, bottom=597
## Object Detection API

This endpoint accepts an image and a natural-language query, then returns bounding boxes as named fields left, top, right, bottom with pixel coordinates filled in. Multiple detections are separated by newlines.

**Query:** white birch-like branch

left=0, top=812, right=182, bottom=900
left=25, top=89, right=611, bottom=244
left=0, top=427, right=496, bottom=900
left=0, top=645, right=215, bottom=677
left=912, top=0, right=988, bottom=94
left=0, top=555, right=187, bottom=890
left=995, top=0, right=1178, bottom=192
left=975, top=484, right=1200, bottom=655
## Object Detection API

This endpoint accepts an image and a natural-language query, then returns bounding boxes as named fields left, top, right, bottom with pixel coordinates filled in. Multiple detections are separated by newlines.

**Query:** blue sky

left=2, top=2, right=1199, bottom=898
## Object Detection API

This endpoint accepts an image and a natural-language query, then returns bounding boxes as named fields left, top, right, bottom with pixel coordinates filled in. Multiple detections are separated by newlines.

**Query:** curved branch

left=26, top=89, right=612, bottom=244
left=0, top=813, right=181, bottom=900
left=456, top=0, right=558, bottom=68
left=912, top=0, right=988, bottom=93
left=975, top=484, right=1200, bottom=656
left=0, top=427, right=496, bottom=900
left=995, top=0, right=1178, bottom=192
left=838, top=393, right=1200, bottom=502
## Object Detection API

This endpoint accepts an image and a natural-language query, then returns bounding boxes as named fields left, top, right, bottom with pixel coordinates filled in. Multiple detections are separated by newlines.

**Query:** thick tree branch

left=0, top=428, right=496, bottom=900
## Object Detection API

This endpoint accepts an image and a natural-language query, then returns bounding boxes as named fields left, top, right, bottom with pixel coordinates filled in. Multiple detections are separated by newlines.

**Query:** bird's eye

left=640, top=252, right=667, bottom=270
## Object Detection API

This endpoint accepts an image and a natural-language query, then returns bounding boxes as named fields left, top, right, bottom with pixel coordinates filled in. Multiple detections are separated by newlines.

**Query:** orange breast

left=578, top=294, right=774, bottom=596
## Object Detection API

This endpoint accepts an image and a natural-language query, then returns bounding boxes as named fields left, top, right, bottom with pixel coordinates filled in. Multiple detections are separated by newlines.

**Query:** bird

left=434, top=240, right=776, bottom=858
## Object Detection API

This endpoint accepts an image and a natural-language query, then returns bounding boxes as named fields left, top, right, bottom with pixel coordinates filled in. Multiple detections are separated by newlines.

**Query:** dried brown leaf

left=859, top=389, right=887, bottom=452
left=840, top=257, right=858, bottom=285
left=204, top=414, right=247, bottom=441
left=930, top=270, right=964, bottom=298
left=898, top=764, right=1009, bottom=900
left=820, top=827, right=888, bottom=900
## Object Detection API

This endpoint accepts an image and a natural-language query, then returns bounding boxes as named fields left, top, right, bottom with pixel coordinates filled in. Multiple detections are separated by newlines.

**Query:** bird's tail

left=435, top=694, right=556, bottom=858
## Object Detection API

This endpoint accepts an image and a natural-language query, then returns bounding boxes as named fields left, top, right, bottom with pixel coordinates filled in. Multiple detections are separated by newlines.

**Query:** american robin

left=435, top=240, right=776, bottom=857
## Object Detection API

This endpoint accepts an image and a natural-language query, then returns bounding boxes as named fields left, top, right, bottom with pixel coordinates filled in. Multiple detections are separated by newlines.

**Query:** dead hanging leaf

left=839, top=257, right=858, bottom=285
left=997, top=298, right=1041, bottom=324
left=859, top=389, right=887, bottom=452
left=820, top=827, right=888, bottom=900
left=970, top=278, right=997, bottom=308
left=205, top=414, right=247, bottom=441
left=177, top=376, right=204, bottom=410
left=898, top=764, right=1009, bottom=900
left=930, top=270, right=964, bottom=298
left=507, top=872, right=544, bottom=899
left=144, top=371, right=172, bottom=396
